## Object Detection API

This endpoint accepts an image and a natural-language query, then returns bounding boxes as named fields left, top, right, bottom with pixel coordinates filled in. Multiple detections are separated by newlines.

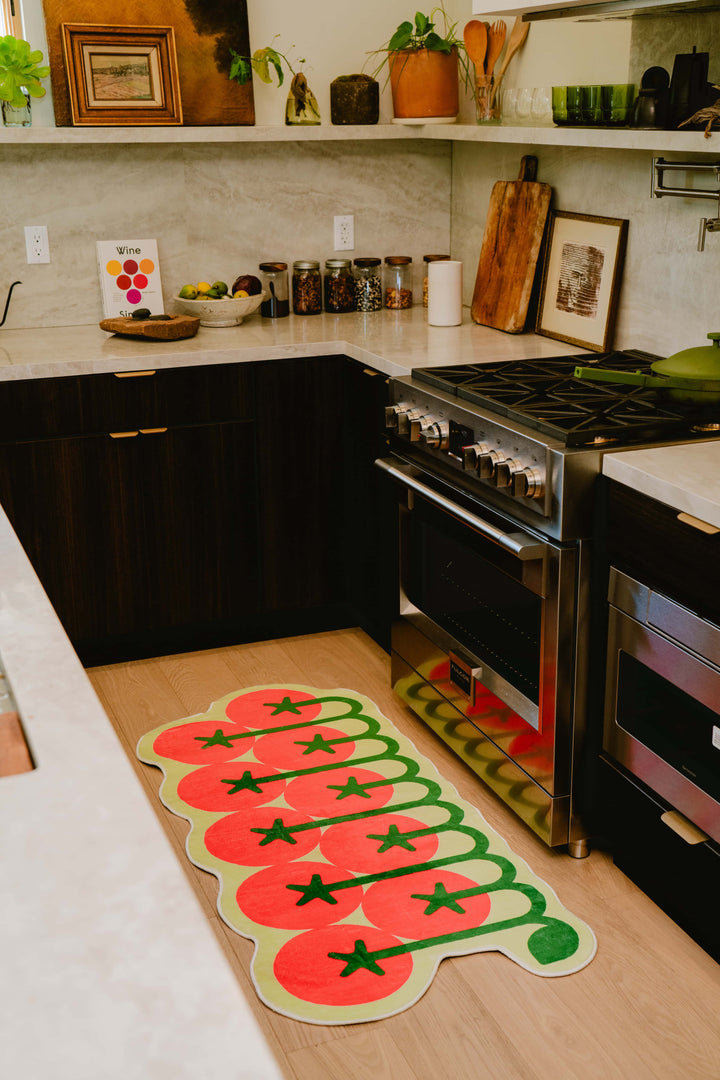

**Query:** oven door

left=603, top=567, right=720, bottom=845
left=376, top=455, right=582, bottom=812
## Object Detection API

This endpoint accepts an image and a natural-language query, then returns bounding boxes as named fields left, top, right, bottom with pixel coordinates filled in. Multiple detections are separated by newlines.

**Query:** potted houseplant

left=368, top=7, right=471, bottom=121
left=229, top=38, right=320, bottom=126
left=0, top=35, right=50, bottom=127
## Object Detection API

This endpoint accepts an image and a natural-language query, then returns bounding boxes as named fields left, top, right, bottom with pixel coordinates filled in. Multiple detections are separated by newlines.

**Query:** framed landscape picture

left=61, top=24, right=182, bottom=125
left=536, top=211, right=628, bottom=352
left=43, top=0, right=254, bottom=125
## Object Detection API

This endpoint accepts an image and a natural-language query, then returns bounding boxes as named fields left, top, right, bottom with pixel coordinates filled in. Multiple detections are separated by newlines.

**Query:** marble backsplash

left=1, top=132, right=719, bottom=359
left=0, top=140, right=451, bottom=331
left=455, top=138, right=720, bottom=358
left=451, top=140, right=720, bottom=358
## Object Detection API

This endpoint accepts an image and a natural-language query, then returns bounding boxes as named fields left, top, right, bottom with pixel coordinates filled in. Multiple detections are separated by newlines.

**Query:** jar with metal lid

left=353, top=257, right=382, bottom=312
left=383, top=256, right=413, bottom=310
left=292, top=260, right=322, bottom=315
left=422, top=254, right=450, bottom=307
left=259, top=261, right=289, bottom=318
left=323, top=259, right=355, bottom=313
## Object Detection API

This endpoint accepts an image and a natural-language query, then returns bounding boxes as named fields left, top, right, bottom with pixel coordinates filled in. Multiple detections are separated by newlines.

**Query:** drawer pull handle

left=660, top=809, right=709, bottom=845
left=677, top=511, right=719, bottom=535
left=109, top=430, right=139, bottom=439
left=113, top=370, right=156, bottom=379
left=139, top=427, right=168, bottom=435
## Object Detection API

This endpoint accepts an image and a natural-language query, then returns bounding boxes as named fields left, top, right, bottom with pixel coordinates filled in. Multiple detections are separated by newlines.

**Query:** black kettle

left=630, top=66, right=669, bottom=128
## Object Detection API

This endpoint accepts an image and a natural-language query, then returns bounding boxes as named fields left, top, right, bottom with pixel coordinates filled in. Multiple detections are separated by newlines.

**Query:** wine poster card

left=96, top=239, right=164, bottom=318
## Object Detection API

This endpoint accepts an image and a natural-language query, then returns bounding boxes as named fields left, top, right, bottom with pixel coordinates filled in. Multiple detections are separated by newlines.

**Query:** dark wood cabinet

left=0, top=365, right=261, bottom=664
left=254, top=355, right=348, bottom=632
left=0, top=355, right=395, bottom=664
left=340, top=359, right=397, bottom=651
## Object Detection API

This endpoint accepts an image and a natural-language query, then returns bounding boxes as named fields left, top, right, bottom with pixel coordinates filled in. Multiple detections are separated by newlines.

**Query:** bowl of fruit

left=173, top=275, right=265, bottom=326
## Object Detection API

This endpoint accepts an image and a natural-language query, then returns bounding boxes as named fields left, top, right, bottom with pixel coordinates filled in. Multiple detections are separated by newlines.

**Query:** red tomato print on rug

left=273, top=924, right=414, bottom=1007
left=225, top=688, right=322, bottom=730
left=177, top=760, right=285, bottom=812
left=362, top=867, right=492, bottom=940
left=285, top=766, right=395, bottom=818
left=137, top=684, right=597, bottom=1026
left=153, top=719, right=252, bottom=765
left=205, top=807, right=320, bottom=866
left=320, top=813, right=439, bottom=873
left=253, top=725, right=355, bottom=771
left=236, top=860, right=362, bottom=929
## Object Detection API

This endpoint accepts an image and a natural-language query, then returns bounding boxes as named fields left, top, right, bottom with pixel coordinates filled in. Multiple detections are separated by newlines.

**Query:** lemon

left=196, top=281, right=212, bottom=295
left=212, top=280, right=228, bottom=296
left=234, top=289, right=250, bottom=298
left=179, top=284, right=198, bottom=300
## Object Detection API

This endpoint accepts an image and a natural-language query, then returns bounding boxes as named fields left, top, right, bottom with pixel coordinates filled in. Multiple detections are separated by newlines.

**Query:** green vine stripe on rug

left=137, top=685, right=596, bottom=1025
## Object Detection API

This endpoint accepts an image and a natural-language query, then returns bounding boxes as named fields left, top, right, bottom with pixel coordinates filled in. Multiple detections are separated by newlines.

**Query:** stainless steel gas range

left=376, top=350, right=720, bottom=857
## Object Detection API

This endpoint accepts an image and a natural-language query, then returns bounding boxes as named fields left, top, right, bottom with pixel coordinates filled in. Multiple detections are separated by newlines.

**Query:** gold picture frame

left=61, top=23, right=182, bottom=126
left=535, top=211, right=628, bottom=353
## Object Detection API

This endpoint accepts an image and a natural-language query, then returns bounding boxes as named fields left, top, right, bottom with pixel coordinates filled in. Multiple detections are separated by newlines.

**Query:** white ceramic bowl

left=172, top=290, right=265, bottom=327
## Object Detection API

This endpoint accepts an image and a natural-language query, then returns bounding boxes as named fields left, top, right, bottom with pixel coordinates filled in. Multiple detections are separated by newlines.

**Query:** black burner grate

left=413, top=352, right=699, bottom=446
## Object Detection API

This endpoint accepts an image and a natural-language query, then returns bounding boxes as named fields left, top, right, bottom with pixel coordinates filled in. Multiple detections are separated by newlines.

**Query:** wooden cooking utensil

left=470, top=155, right=552, bottom=334
left=463, top=20, right=488, bottom=73
left=489, top=17, right=530, bottom=108
left=484, top=20, right=507, bottom=82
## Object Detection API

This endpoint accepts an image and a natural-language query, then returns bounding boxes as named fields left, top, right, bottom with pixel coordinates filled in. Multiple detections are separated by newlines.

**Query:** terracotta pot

left=389, top=47, right=459, bottom=119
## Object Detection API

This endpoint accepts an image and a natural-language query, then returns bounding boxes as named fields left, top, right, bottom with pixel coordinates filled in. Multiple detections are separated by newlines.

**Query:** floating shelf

left=1, top=121, right=719, bottom=154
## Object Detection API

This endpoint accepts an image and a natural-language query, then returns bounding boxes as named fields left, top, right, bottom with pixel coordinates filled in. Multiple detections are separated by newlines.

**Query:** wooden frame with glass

left=535, top=211, right=628, bottom=352
left=60, top=23, right=182, bottom=126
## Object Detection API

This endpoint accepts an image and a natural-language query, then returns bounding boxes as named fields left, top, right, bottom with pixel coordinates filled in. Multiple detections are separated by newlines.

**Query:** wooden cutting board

left=99, top=315, right=200, bottom=341
left=471, top=155, right=552, bottom=333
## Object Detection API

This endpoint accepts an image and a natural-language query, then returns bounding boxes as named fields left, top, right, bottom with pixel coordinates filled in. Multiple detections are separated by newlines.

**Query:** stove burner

left=413, top=351, right=704, bottom=447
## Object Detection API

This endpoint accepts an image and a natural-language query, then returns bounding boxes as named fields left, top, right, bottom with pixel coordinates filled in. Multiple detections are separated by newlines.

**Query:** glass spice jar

left=353, top=257, right=382, bottom=312
left=323, top=259, right=355, bottom=313
left=423, top=254, right=450, bottom=307
left=259, top=261, right=289, bottom=318
left=292, top=260, right=322, bottom=315
left=383, top=256, right=413, bottom=310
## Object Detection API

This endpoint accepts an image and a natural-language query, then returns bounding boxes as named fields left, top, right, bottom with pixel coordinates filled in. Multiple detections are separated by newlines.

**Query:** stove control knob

left=494, top=458, right=523, bottom=488
left=397, top=407, right=423, bottom=438
left=422, top=419, right=450, bottom=449
left=477, top=448, right=505, bottom=480
left=512, top=467, right=545, bottom=500
left=385, top=403, right=412, bottom=430
left=462, top=443, right=490, bottom=471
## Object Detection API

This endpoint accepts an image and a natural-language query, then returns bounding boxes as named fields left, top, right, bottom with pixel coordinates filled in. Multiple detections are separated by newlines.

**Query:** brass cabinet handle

left=113, top=370, right=156, bottom=378
left=109, top=427, right=167, bottom=438
left=677, top=511, right=720, bottom=535
left=660, top=809, right=709, bottom=845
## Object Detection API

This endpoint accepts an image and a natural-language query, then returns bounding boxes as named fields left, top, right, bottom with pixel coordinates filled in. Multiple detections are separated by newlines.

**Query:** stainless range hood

left=523, top=0, right=719, bottom=19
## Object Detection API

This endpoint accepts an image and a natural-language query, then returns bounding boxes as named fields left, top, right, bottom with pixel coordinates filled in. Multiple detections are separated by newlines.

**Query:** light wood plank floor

left=89, top=628, right=720, bottom=1080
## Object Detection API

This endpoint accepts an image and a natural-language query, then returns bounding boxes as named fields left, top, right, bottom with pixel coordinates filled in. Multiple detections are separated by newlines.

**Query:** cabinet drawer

left=0, top=363, right=255, bottom=441
left=598, top=755, right=720, bottom=961
left=600, top=476, right=720, bottom=625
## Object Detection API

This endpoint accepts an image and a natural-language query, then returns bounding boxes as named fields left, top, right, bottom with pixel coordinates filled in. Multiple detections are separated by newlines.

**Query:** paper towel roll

left=427, top=259, right=463, bottom=326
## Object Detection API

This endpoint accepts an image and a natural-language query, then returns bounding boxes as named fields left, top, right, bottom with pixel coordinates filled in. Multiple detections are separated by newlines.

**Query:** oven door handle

left=375, top=457, right=546, bottom=562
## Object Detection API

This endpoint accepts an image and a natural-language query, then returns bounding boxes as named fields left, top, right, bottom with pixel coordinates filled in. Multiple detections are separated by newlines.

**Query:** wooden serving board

left=471, top=155, right=552, bottom=333
left=99, top=315, right=200, bottom=341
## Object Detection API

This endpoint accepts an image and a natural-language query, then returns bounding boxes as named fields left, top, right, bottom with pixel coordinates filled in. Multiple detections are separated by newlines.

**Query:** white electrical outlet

left=24, top=225, right=50, bottom=264
left=333, top=214, right=354, bottom=251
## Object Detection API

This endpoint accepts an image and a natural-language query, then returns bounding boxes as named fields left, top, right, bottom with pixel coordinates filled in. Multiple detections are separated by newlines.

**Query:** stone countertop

left=603, top=440, right=720, bottom=530
left=0, top=306, right=579, bottom=380
left=0, top=308, right=568, bottom=1078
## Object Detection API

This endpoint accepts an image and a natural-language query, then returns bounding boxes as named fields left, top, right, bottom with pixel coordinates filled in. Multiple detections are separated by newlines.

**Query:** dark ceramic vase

left=330, top=74, right=379, bottom=125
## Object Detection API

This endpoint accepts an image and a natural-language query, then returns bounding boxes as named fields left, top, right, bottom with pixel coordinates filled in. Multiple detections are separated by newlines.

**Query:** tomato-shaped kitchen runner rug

left=137, top=685, right=596, bottom=1025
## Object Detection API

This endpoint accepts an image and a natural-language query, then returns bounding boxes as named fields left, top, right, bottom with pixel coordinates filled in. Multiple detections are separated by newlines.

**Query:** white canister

left=427, top=259, right=463, bottom=326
